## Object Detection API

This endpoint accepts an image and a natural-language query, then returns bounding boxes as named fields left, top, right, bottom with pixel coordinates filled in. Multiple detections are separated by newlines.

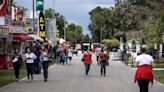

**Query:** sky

left=14, top=0, right=115, bottom=35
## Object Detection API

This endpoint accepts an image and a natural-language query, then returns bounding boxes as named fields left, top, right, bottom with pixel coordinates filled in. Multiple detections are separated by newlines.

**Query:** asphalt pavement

left=0, top=51, right=163, bottom=92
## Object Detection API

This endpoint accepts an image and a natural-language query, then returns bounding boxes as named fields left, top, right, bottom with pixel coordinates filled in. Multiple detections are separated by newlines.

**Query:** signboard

left=9, top=26, right=27, bottom=33
left=27, top=27, right=33, bottom=34
left=36, top=0, right=44, bottom=11
left=0, top=26, right=9, bottom=38
left=0, top=17, right=5, bottom=25
left=39, top=11, right=45, bottom=39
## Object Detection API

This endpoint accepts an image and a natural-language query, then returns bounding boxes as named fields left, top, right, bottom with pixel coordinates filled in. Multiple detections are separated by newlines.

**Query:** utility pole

left=74, top=27, right=76, bottom=44
left=64, top=20, right=66, bottom=40
left=33, top=0, right=35, bottom=33
left=100, top=21, right=103, bottom=43
left=53, top=0, right=57, bottom=45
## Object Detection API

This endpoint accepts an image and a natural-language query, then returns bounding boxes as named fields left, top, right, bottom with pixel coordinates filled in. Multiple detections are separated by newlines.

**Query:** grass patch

left=0, top=66, right=26, bottom=87
left=0, top=61, right=56, bottom=88
left=153, top=70, right=164, bottom=84
left=153, top=64, right=164, bottom=68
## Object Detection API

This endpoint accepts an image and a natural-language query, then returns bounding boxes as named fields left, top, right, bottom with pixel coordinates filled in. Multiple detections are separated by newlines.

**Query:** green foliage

left=102, top=38, right=120, bottom=47
left=89, top=7, right=118, bottom=42
left=66, top=23, right=84, bottom=44
left=83, top=34, right=91, bottom=42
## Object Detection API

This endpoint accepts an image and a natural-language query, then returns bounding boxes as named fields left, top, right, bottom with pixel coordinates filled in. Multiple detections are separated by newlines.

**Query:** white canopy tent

left=28, top=34, right=44, bottom=42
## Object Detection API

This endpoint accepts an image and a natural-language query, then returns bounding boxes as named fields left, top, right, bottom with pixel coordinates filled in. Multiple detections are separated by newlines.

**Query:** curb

left=154, top=80, right=164, bottom=86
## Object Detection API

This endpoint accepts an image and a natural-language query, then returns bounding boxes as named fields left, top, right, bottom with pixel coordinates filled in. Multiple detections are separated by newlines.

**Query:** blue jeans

left=26, top=63, right=34, bottom=79
left=60, top=55, right=65, bottom=65
left=42, top=61, right=49, bottom=79
left=100, top=60, right=107, bottom=75
left=84, top=63, right=90, bottom=75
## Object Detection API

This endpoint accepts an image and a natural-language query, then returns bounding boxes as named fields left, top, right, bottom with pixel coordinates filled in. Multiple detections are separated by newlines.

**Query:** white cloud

left=14, top=0, right=115, bottom=35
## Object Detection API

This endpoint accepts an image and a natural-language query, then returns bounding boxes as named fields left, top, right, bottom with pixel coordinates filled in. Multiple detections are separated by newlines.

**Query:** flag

left=12, top=6, right=18, bottom=21
left=11, top=6, right=15, bottom=20
left=0, top=0, right=7, bottom=16
left=22, top=9, right=27, bottom=27
left=36, top=0, right=44, bottom=11
left=6, top=0, right=12, bottom=15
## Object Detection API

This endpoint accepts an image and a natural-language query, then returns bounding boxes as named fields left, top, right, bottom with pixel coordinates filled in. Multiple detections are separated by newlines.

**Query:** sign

left=0, top=17, right=5, bottom=25
left=27, top=27, right=33, bottom=34
left=9, top=26, right=27, bottom=33
left=39, top=11, right=45, bottom=39
left=0, top=0, right=6, bottom=16
left=0, top=26, right=9, bottom=38
left=36, top=0, right=44, bottom=11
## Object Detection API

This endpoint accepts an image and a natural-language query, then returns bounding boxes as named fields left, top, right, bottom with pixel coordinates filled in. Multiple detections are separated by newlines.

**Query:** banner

left=36, top=0, right=44, bottom=11
left=39, top=11, right=45, bottom=39
left=12, top=6, right=18, bottom=21
left=6, top=0, right=12, bottom=15
left=0, top=0, right=6, bottom=16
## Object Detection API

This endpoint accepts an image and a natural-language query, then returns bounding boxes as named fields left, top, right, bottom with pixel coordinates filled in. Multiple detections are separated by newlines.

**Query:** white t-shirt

left=135, top=54, right=154, bottom=66
left=42, top=52, right=49, bottom=61
left=95, top=47, right=101, bottom=56
left=25, top=53, right=37, bottom=63
left=67, top=48, right=73, bottom=57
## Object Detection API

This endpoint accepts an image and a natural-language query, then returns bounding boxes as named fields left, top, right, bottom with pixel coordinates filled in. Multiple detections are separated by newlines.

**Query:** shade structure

left=13, top=35, right=33, bottom=40
left=28, top=34, right=44, bottom=42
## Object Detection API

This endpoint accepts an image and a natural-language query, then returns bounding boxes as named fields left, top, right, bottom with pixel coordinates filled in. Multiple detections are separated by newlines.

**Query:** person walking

left=99, top=49, right=108, bottom=76
left=33, top=48, right=41, bottom=74
left=67, top=47, right=73, bottom=64
left=134, top=45, right=154, bottom=92
left=82, top=48, right=92, bottom=76
left=95, top=46, right=101, bottom=65
left=25, top=48, right=37, bottom=80
left=41, top=47, right=50, bottom=82
left=12, top=48, right=23, bottom=82
left=57, top=45, right=66, bottom=65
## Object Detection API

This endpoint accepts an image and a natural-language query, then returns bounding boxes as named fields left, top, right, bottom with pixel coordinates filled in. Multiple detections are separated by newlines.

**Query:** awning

left=13, top=35, right=33, bottom=40
left=28, top=34, right=44, bottom=42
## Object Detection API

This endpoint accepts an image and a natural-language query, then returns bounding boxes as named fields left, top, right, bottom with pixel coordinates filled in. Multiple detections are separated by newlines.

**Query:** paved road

left=0, top=52, right=164, bottom=92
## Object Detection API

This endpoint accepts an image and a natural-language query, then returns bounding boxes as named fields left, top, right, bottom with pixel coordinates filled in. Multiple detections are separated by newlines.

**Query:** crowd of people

left=11, top=41, right=75, bottom=82
left=11, top=42, right=154, bottom=92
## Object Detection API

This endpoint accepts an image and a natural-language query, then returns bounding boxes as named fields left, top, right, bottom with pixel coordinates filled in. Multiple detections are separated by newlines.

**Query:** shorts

left=68, top=57, right=72, bottom=60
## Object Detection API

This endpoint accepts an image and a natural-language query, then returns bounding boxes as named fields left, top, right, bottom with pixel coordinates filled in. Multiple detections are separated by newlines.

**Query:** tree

left=102, top=38, right=120, bottom=48
left=66, top=23, right=85, bottom=44
left=83, top=34, right=91, bottom=42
